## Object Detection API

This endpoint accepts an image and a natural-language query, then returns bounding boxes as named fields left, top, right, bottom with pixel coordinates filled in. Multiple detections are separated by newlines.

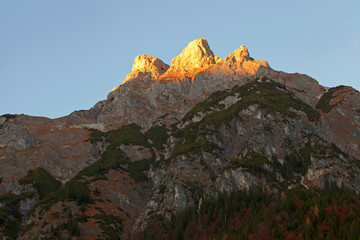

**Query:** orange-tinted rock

left=112, top=55, right=169, bottom=91
left=160, top=38, right=221, bottom=80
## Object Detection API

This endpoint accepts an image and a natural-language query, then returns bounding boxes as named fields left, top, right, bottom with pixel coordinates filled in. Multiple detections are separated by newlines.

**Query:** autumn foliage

left=136, top=184, right=360, bottom=240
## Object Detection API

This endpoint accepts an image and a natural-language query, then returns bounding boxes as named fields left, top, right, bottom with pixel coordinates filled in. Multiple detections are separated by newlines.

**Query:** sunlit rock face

left=223, top=45, right=269, bottom=76
left=112, top=55, right=169, bottom=91
left=198, top=45, right=269, bottom=83
left=170, top=38, right=220, bottom=70
left=160, top=38, right=222, bottom=80
left=114, top=38, right=268, bottom=87
left=125, top=55, right=169, bottom=82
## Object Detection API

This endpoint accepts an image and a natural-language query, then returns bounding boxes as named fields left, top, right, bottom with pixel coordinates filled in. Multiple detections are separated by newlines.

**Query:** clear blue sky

left=1, top=1, right=359, bottom=118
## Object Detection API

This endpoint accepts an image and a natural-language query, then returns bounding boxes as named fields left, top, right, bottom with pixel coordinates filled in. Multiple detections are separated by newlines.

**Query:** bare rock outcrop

left=199, top=45, right=269, bottom=82
left=0, top=115, right=101, bottom=193
left=112, top=54, right=169, bottom=91
left=160, top=38, right=222, bottom=80
left=222, top=45, right=269, bottom=76
left=254, top=66, right=326, bottom=107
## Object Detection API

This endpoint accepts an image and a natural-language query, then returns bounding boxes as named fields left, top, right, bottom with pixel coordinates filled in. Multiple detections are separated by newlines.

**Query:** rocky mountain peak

left=216, top=44, right=269, bottom=77
left=111, top=55, right=169, bottom=91
left=114, top=39, right=266, bottom=84
left=225, top=45, right=251, bottom=62
left=170, top=38, right=221, bottom=70
left=130, top=54, right=169, bottom=75
left=160, top=38, right=222, bottom=79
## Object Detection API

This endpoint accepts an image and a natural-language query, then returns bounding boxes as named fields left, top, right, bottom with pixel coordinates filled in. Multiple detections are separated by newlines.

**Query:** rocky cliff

left=0, top=39, right=359, bottom=239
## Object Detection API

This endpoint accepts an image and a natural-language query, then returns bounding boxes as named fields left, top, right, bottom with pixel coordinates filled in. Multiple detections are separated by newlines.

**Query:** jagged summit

left=159, top=38, right=222, bottom=80
left=124, top=55, right=169, bottom=82
left=131, top=55, right=169, bottom=75
left=225, top=45, right=251, bottom=62
left=220, top=44, right=269, bottom=76
left=112, top=55, right=169, bottom=91
left=168, top=38, right=221, bottom=71
left=118, top=38, right=268, bottom=84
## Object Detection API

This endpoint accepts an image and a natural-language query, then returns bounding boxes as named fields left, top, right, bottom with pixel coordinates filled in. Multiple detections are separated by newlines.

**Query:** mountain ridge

left=111, top=38, right=267, bottom=91
left=0, top=38, right=360, bottom=239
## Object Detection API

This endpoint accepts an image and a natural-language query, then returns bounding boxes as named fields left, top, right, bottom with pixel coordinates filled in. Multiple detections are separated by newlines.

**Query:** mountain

left=0, top=39, right=360, bottom=239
